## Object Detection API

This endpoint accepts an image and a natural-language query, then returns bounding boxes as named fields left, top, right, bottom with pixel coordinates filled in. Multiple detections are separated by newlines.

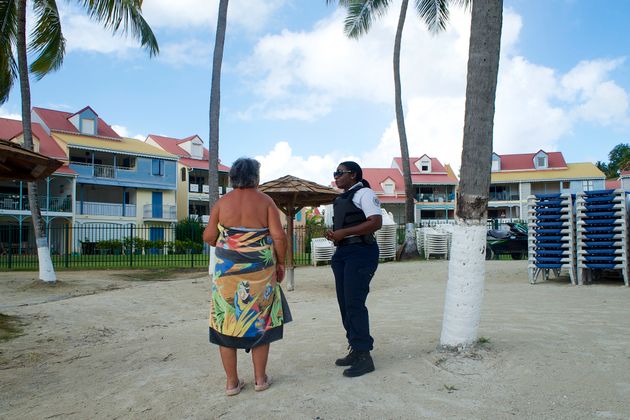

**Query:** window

left=382, top=181, right=394, bottom=194
left=491, top=160, right=500, bottom=172
left=152, top=159, right=164, bottom=176
left=181, top=167, right=187, bottom=182
left=537, top=157, right=546, bottom=167
left=562, top=181, right=570, bottom=189
left=421, top=164, right=429, bottom=171
left=582, top=180, right=593, bottom=191
left=81, top=118, right=95, bottom=135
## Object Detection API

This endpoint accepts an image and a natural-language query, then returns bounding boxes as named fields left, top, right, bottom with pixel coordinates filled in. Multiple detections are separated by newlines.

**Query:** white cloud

left=158, top=39, right=212, bottom=67
left=248, top=5, right=630, bottom=179
left=0, top=107, right=21, bottom=120
left=141, top=0, right=287, bottom=32
left=59, top=7, right=146, bottom=57
left=111, top=125, right=145, bottom=140
left=255, top=142, right=342, bottom=185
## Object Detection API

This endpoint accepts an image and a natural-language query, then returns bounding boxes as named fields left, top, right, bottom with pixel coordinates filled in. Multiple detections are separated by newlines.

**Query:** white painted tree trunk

left=440, top=221, right=487, bottom=348
left=208, top=245, right=216, bottom=278
left=36, top=238, right=56, bottom=283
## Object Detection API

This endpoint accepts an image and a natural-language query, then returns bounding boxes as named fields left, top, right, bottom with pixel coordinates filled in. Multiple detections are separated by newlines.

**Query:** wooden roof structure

left=0, top=141, right=63, bottom=181
left=259, top=175, right=339, bottom=290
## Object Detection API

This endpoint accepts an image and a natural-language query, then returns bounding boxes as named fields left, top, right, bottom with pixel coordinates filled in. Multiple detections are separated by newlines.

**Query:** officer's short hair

left=229, top=157, right=260, bottom=188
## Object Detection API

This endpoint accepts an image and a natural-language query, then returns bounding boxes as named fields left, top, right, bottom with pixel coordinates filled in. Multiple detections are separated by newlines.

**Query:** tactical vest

left=333, top=186, right=375, bottom=244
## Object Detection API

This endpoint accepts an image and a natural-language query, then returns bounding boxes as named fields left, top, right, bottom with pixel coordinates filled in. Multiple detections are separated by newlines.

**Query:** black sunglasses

left=333, top=170, right=353, bottom=177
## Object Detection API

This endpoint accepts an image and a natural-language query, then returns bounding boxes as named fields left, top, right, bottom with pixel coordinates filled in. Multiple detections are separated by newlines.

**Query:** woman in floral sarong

left=203, top=157, right=289, bottom=396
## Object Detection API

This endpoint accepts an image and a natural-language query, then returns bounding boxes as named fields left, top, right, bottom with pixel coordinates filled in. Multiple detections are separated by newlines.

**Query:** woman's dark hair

left=229, top=157, right=260, bottom=188
left=340, top=160, right=371, bottom=188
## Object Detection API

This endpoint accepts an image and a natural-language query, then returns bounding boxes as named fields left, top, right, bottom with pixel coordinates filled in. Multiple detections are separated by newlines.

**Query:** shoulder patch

left=373, top=196, right=381, bottom=206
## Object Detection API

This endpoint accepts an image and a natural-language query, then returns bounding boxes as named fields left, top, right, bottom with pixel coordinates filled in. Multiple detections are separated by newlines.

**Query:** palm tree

left=1, top=0, right=158, bottom=283
left=208, top=0, right=229, bottom=209
left=328, top=0, right=453, bottom=259
left=440, top=0, right=503, bottom=350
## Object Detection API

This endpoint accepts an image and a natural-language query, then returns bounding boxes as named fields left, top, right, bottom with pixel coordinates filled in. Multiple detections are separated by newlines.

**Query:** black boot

left=335, top=347, right=358, bottom=367
left=342, top=351, right=374, bottom=377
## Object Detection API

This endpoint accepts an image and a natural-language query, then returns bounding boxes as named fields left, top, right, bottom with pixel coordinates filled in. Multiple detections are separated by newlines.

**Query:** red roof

left=362, top=168, right=405, bottom=194
left=0, top=117, right=67, bottom=160
left=605, top=179, right=621, bottom=189
left=54, top=165, right=77, bottom=175
left=411, top=173, right=458, bottom=184
left=495, top=151, right=567, bottom=171
left=393, top=156, right=447, bottom=174
left=33, top=106, right=121, bottom=139
left=620, top=170, right=630, bottom=177
left=147, top=134, right=229, bottom=172
left=180, top=157, right=230, bottom=172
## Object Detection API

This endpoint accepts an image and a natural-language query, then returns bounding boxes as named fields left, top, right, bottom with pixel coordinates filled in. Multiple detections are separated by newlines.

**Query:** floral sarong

left=209, top=224, right=291, bottom=349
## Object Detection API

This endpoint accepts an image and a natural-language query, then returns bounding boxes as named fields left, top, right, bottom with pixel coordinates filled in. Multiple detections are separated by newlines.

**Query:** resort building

left=145, top=134, right=230, bottom=222
left=362, top=155, right=459, bottom=224
left=0, top=117, right=76, bottom=253
left=489, top=150, right=606, bottom=219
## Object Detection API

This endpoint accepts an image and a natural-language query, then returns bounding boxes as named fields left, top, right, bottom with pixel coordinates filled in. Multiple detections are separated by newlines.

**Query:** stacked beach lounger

left=527, top=193, right=575, bottom=285
left=575, top=189, right=629, bottom=286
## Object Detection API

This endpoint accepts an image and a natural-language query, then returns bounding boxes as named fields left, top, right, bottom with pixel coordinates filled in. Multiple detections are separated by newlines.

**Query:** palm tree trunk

left=394, top=0, right=418, bottom=259
left=208, top=0, right=229, bottom=210
left=16, top=0, right=56, bottom=282
left=440, top=0, right=502, bottom=349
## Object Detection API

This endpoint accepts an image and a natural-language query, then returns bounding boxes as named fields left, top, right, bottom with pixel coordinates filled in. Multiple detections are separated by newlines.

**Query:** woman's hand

left=276, top=263, right=285, bottom=283
left=325, top=229, right=344, bottom=243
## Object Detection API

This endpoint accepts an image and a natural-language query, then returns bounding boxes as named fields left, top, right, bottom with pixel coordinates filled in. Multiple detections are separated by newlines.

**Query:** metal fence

left=0, top=219, right=523, bottom=271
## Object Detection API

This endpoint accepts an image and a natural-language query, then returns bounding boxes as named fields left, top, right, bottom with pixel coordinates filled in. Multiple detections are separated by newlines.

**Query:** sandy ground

left=1, top=261, right=629, bottom=420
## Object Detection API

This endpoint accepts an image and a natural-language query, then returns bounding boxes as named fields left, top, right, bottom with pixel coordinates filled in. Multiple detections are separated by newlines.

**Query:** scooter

left=486, top=222, right=528, bottom=260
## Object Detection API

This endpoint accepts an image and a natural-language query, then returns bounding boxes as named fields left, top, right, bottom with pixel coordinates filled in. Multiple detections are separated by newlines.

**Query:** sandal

left=254, top=375, right=272, bottom=392
left=225, top=379, right=245, bottom=396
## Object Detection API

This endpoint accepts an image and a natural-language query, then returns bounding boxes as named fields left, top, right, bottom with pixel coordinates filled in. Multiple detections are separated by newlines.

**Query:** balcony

left=143, top=204, right=176, bottom=220
left=78, top=201, right=136, bottom=217
left=416, top=193, right=454, bottom=203
left=489, top=192, right=520, bottom=201
left=0, top=193, right=72, bottom=213
left=189, top=184, right=231, bottom=196
left=70, top=162, right=137, bottom=179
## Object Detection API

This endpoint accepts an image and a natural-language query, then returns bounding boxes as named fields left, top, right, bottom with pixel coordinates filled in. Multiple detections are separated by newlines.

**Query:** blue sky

left=1, top=0, right=629, bottom=184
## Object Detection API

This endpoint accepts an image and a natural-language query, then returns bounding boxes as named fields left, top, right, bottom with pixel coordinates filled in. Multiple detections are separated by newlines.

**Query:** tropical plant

left=0, top=0, right=158, bottom=283
left=328, top=0, right=457, bottom=259
left=440, top=0, right=503, bottom=350
left=208, top=0, right=229, bottom=209
left=596, top=143, right=630, bottom=179
left=174, top=217, right=204, bottom=243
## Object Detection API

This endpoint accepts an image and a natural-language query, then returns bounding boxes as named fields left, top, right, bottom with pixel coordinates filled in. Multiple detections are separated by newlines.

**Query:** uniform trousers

left=331, top=241, right=379, bottom=352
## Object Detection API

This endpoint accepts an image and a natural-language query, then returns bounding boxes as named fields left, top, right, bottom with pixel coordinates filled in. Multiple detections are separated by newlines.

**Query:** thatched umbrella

left=259, top=175, right=339, bottom=290
left=0, top=141, right=62, bottom=181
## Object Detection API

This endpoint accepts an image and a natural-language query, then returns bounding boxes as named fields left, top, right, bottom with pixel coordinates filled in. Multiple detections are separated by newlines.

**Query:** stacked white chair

left=424, top=227, right=449, bottom=259
left=415, top=227, right=427, bottom=255
left=311, top=237, right=335, bottom=266
left=376, top=209, right=397, bottom=261
left=575, top=189, right=628, bottom=286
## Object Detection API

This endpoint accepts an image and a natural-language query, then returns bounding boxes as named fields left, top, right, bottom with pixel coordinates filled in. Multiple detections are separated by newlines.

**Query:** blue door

left=149, top=227, right=164, bottom=241
left=152, top=191, right=163, bottom=218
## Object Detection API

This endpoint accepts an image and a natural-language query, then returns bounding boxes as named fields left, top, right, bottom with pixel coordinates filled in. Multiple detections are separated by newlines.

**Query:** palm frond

left=78, top=0, right=159, bottom=56
left=344, top=0, right=392, bottom=39
left=415, top=0, right=450, bottom=33
left=29, top=0, right=66, bottom=80
left=0, top=0, right=18, bottom=104
left=449, top=0, right=471, bottom=11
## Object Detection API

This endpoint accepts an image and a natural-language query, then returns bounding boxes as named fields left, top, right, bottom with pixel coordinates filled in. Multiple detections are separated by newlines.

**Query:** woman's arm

left=267, top=201, right=287, bottom=282
left=325, top=215, right=382, bottom=242
left=202, top=203, right=221, bottom=246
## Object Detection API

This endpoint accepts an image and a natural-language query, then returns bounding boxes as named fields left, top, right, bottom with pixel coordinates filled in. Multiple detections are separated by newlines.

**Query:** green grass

left=0, top=314, right=24, bottom=342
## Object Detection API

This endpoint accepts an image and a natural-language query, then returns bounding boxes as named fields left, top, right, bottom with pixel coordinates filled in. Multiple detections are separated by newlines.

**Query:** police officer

left=325, top=161, right=382, bottom=377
